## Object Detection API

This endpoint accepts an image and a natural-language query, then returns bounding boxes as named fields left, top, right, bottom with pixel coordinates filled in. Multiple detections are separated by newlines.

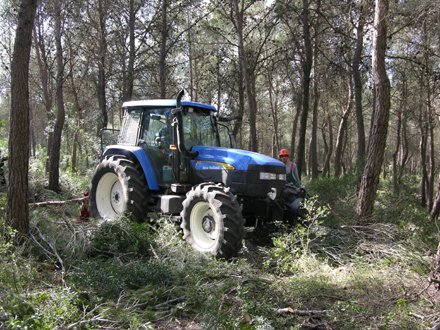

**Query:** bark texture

left=7, top=0, right=38, bottom=241
left=356, top=0, right=390, bottom=222
left=48, top=0, right=65, bottom=192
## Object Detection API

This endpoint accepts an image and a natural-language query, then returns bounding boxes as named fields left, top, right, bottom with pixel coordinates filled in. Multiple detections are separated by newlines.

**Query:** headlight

left=278, top=174, right=286, bottom=180
left=260, top=172, right=277, bottom=180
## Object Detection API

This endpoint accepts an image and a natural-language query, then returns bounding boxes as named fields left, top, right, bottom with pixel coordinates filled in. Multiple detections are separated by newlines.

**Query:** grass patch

left=69, top=259, right=174, bottom=299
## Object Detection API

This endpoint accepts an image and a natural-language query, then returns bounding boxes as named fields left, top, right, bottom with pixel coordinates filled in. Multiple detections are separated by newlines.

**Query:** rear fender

left=103, top=145, right=159, bottom=190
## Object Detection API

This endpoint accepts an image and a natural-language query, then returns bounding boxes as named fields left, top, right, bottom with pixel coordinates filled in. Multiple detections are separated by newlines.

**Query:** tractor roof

left=122, top=99, right=217, bottom=112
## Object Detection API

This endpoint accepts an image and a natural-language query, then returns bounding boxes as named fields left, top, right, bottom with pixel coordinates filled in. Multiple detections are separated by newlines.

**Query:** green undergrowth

left=0, top=167, right=438, bottom=329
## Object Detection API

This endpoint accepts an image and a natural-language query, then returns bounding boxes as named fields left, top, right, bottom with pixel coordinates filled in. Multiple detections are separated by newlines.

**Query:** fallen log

left=29, top=196, right=88, bottom=207
left=275, top=308, right=329, bottom=316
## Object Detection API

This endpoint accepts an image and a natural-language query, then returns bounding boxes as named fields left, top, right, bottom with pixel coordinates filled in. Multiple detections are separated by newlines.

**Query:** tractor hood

left=191, top=146, right=286, bottom=198
left=191, top=146, right=284, bottom=171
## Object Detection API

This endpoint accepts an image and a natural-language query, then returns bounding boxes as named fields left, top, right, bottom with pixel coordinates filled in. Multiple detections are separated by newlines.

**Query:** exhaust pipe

left=172, top=90, right=198, bottom=159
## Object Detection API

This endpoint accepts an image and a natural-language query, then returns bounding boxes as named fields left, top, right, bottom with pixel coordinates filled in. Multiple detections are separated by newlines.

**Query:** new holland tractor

left=89, top=90, right=305, bottom=258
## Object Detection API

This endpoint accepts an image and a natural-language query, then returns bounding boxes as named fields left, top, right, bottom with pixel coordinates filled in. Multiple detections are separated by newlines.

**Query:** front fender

left=103, top=145, right=159, bottom=190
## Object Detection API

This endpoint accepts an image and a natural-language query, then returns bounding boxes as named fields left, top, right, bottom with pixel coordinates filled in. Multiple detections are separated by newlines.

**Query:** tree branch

left=29, top=196, right=87, bottom=207
left=275, top=308, right=329, bottom=316
left=30, top=225, right=64, bottom=272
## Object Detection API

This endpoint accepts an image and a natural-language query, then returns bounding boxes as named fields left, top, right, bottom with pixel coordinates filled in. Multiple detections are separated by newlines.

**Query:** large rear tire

left=180, top=183, right=245, bottom=259
left=89, top=155, right=150, bottom=222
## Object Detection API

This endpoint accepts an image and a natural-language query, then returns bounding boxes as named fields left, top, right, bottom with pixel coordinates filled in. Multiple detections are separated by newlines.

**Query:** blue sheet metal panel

left=191, top=146, right=284, bottom=171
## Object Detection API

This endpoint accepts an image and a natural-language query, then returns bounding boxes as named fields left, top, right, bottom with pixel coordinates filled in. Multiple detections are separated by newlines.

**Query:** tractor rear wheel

left=89, top=155, right=150, bottom=222
left=180, top=183, right=245, bottom=259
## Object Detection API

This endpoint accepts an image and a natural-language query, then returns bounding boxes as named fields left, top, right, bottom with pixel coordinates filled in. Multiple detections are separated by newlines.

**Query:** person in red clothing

left=77, top=192, right=91, bottom=223
left=279, top=149, right=300, bottom=187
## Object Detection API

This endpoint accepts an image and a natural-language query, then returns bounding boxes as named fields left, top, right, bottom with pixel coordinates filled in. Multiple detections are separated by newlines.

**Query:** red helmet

left=279, top=149, right=289, bottom=157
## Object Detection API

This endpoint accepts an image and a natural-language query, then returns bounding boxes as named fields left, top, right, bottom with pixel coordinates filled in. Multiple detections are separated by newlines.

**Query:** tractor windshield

left=182, top=107, right=220, bottom=148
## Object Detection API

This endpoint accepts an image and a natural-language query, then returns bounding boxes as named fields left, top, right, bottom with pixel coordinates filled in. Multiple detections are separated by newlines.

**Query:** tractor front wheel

left=89, top=155, right=150, bottom=222
left=180, top=183, right=245, bottom=258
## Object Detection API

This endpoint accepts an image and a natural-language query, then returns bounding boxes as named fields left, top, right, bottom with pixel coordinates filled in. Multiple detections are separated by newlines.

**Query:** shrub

left=90, top=220, right=154, bottom=258
left=69, top=259, right=174, bottom=299
left=265, top=197, right=329, bottom=274
left=305, top=174, right=359, bottom=226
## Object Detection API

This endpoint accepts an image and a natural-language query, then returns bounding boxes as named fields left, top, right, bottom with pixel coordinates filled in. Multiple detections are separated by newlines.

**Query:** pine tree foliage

left=0, top=0, right=439, bottom=215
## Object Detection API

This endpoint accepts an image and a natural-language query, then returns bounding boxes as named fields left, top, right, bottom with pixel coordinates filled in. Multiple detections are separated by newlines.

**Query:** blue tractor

left=89, top=91, right=305, bottom=258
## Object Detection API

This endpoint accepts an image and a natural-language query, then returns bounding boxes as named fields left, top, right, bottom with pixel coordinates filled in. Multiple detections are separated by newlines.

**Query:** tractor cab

left=116, top=99, right=232, bottom=188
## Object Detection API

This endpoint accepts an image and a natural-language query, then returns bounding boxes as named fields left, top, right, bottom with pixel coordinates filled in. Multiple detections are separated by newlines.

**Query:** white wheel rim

left=190, top=201, right=218, bottom=249
left=96, top=172, right=124, bottom=219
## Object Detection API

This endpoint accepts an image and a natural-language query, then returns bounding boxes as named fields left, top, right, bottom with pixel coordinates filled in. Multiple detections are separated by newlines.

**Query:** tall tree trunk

left=393, top=62, right=407, bottom=195
left=418, top=73, right=428, bottom=208
left=310, top=0, right=320, bottom=180
left=72, top=132, right=78, bottom=173
left=30, top=108, right=36, bottom=157
left=356, top=0, right=391, bottom=222
left=322, top=100, right=333, bottom=177
left=426, top=65, right=435, bottom=213
left=267, top=66, right=280, bottom=158
left=310, top=72, right=319, bottom=179
left=97, top=0, right=108, bottom=133
left=392, top=110, right=402, bottom=196
left=6, top=0, right=38, bottom=242
left=159, top=0, right=168, bottom=98
left=48, top=0, right=65, bottom=192
left=399, top=101, right=409, bottom=181
left=295, top=0, right=312, bottom=178
left=232, top=0, right=258, bottom=152
left=418, top=20, right=432, bottom=209
left=290, top=90, right=301, bottom=163
left=124, top=0, right=136, bottom=102
left=216, top=54, right=221, bottom=111
left=232, top=61, right=244, bottom=146
left=269, top=86, right=280, bottom=158
left=188, top=23, right=194, bottom=100
left=353, top=0, right=367, bottom=184
left=432, top=174, right=440, bottom=220
left=69, top=59, right=83, bottom=174
left=46, top=134, right=53, bottom=174
left=33, top=21, right=53, bottom=174
left=334, top=69, right=354, bottom=178
left=428, top=110, right=435, bottom=212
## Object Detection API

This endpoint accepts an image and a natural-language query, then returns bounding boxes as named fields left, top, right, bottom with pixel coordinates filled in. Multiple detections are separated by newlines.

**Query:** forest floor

left=151, top=221, right=439, bottom=330
left=1, top=172, right=439, bottom=330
